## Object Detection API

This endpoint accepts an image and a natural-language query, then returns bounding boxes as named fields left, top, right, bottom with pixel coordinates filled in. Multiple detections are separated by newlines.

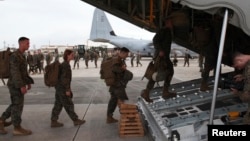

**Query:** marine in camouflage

left=51, top=61, right=78, bottom=121
left=1, top=49, right=34, bottom=127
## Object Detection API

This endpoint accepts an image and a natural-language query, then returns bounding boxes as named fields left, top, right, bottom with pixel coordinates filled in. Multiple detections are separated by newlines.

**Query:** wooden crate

left=119, top=104, right=145, bottom=137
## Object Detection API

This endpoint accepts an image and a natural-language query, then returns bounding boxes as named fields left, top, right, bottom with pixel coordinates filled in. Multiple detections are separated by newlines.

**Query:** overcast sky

left=0, top=0, right=155, bottom=49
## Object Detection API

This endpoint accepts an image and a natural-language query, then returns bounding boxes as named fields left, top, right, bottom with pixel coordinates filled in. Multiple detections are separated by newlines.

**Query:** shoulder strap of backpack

left=1, top=79, right=6, bottom=85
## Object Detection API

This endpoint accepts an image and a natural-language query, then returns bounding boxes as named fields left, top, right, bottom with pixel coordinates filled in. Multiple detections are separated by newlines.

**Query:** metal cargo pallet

left=137, top=74, right=247, bottom=141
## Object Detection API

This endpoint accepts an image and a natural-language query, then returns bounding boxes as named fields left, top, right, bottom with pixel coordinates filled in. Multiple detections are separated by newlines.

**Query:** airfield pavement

left=0, top=57, right=234, bottom=141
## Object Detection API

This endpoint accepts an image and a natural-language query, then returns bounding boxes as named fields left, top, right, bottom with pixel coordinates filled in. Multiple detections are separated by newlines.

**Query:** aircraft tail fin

left=89, top=8, right=116, bottom=42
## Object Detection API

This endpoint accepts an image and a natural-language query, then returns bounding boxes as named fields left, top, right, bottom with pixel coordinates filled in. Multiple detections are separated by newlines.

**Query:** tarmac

left=0, top=57, right=234, bottom=141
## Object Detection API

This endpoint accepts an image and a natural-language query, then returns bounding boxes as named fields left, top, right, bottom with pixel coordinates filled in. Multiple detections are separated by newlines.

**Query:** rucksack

left=142, top=56, right=167, bottom=82
left=100, top=57, right=118, bottom=86
left=141, top=60, right=155, bottom=80
left=44, top=60, right=60, bottom=87
left=0, top=48, right=12, bottom=85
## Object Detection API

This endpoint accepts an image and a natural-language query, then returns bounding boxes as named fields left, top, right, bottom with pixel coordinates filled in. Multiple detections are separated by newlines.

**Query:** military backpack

left=100, top=57, right=118, bottom=86
left=0, top=48, right=12, bottom=85
left=142, top=60, right=155, bottom=80
left=44, top=60, right=60, bottom=87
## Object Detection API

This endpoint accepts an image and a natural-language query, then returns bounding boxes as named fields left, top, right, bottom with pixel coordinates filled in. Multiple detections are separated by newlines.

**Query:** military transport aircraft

left=89, top=8, right=155, bottom=57
left=89, top=8, right=199, bottom=58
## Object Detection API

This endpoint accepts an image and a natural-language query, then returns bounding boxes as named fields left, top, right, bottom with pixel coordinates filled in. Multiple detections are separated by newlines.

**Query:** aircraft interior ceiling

left=81, top=0, right=250, bottom=64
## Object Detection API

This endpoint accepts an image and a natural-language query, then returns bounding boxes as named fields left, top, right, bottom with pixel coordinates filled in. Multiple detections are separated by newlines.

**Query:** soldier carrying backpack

left=50, top=49, right=85, bottom=127
left=141, top=17, right=176, bottom=103
left=0, top=37, right=34, bottom=135
left=100, top=47, right=133, bottom=124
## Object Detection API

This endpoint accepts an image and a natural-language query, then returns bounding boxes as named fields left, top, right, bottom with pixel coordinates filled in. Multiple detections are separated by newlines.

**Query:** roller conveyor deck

left=137, top=73, right=247, bottom=141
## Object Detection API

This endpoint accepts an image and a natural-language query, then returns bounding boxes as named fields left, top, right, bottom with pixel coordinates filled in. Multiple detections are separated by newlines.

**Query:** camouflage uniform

left=200, top=39, right=218, bottom=91
left=237, top=61, right=250, bottom=124
left=37, top=52, right=44, bottom=73
left=26, top=52, right=34, bottom=73
left=84, top=51, right=90, bottom=68
left=136, top=52, right=142, bottom=67
left=46, top=53, right=52, bottom=66
left=73, top=52, right=80, bottom=69
left=107, top=57, right=133, bottom=117
left=54, top=52, right=59, bottom=62
left=141, top=27, right=175, bottom=102
left=198, top=54, right=204, bottom=72
left=145, top=58, right=172, bottom=95
left=183, top=51, right=190, bottom=67
left=51, top=61, right=79, bottom=121
left=32, top=52, right=38, bottom=73
left=93, top=51, right=99, bottom=68
left=130, top=53, right=135, bottom=67
left=102, top=51, right=108, bottom=63
left=0, top=50, right=34, bottom=127
left=173, top=53, right=178, bottom=67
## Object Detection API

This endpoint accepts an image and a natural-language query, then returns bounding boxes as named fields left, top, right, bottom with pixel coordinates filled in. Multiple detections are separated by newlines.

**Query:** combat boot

left=200, top=81, right=210, bottom=91
left=140, top=89, right=153, bottom=103
left=106, top=115, right=118, bottom=124
left=51, top=120, right=64, bottom=128
left=13, top=126, right=32, bottom=136
left=0, top=118, right=7, bottom=135
left=162, top=88, right=176, bottom=99
left=73, top=119, right=86, bottom=126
